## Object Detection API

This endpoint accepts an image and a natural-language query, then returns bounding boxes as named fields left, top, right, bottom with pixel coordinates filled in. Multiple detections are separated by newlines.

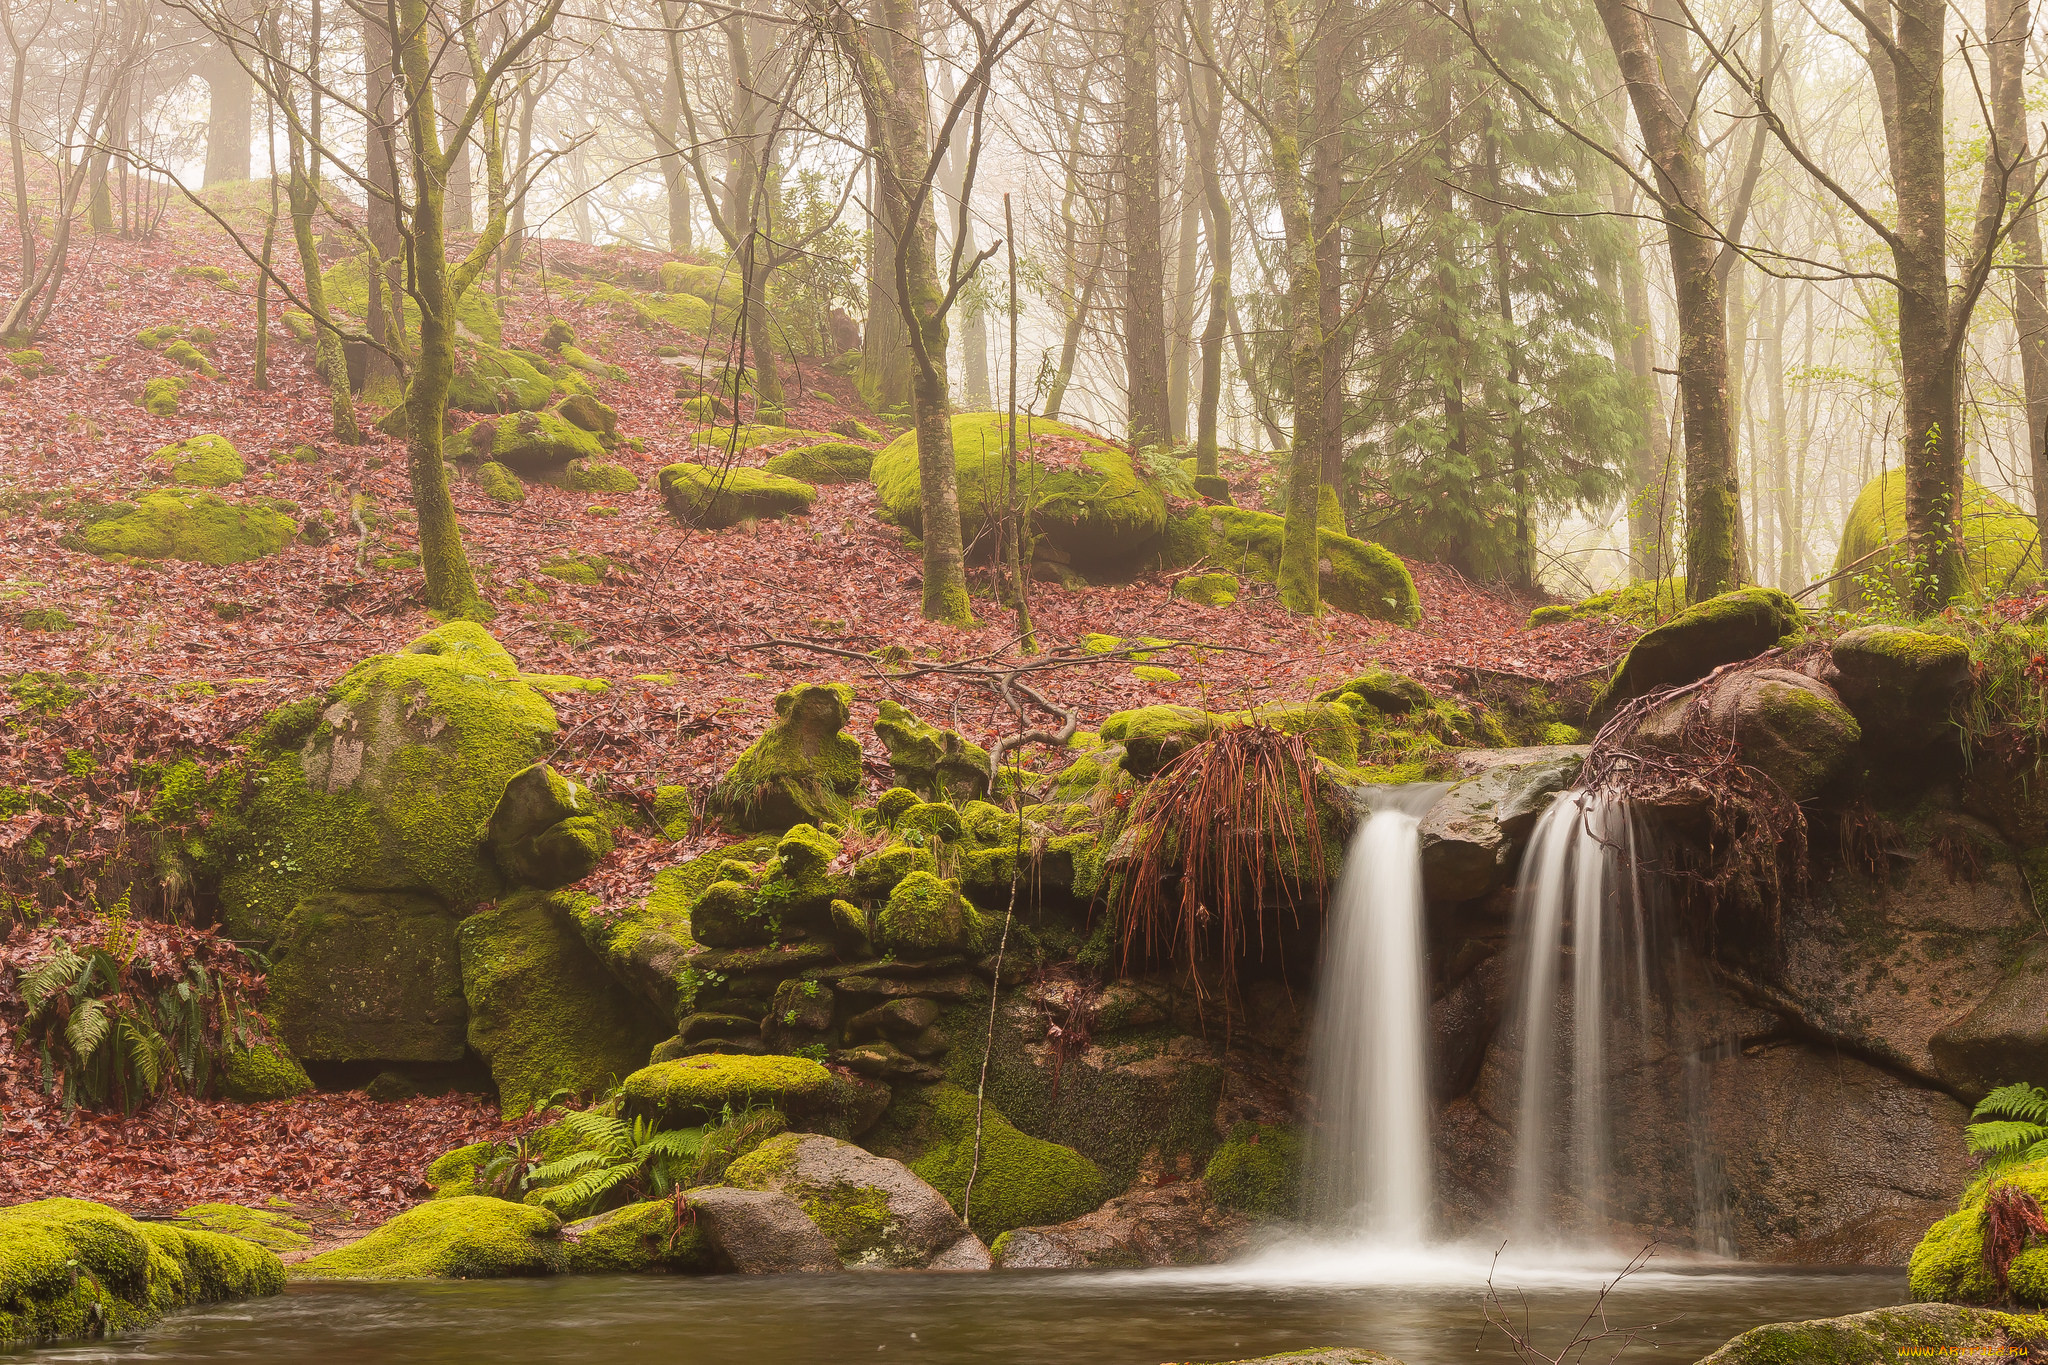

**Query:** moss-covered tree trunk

left=1264, top=0, right=1322, bottom=615
left=1187, top=0, right=1229, bottom=476
left=1119, top=0, right=1171, bottom=453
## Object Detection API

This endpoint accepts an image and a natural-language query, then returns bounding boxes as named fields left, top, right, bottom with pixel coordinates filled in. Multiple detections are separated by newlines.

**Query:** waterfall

left=1306, top=785, right=1445, bottom=1243
left=1507, top=790, right=1646, bottom=1243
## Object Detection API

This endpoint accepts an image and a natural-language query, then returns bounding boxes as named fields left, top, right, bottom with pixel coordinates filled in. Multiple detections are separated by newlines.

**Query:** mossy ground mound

left=68, top=491, right=296, bottom=565
left=1911, top=1161, right=2048, bottom=1305
left=146, top=434, right=244, bottom=487
left=216, top=1042, right=313, bottom=1101
left=0, top=1198, right=283, bottom=1347
left=1527, top=577, right=1684, bottom=628
left=763, top=441, right=875, bottom=484
left=1203, top=1123, right=1304, bottom=1216
left=711, top=682, right=862, bottom=830
left=871, top=413, right=1167, bottom=577
left=461, top=411, right=606, bottom=475
left=1831, top=469, right=2044, bottom=610
left=449, top=340, right=557, bottom=412
left=298, top=1197, right=565, bottom=1279
left=1164, top=506, right=1420, bottom=624
left=620, top=1052, right=838, bottom=1128
left=658, top=462, right=816, bottom=528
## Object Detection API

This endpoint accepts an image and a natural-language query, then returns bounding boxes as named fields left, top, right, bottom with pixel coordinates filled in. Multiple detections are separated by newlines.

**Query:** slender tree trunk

left=1167, top=136, right=1200, bottom=442
left=659, top=2, right=693, bottom=253
left=1592, top=0, right=1740, bottom=602
left=202, top=19, right=254, bottom=187
left=1309, top=0, right=1349, bottom=495
left=1986, top=0, right=2048, bottom=561
left=1043, top=250, right=1099, bottom=420
left=439, top=62, right=472, bottom=232
left=1613, top=179, right=1670, bottom=580
left=859, top=0, right=913, bottom=415
left=1188, top=0, right=1229, bottom=475
left=361, top=4, right=403, bottom=388
left=504, top=79, right=538, bottom=269
left=1262, top=0, right=1321, bottom=613
left=1120, top=0, right=1171, bottom=451
left=1767, top=273, right=1797, bottom=586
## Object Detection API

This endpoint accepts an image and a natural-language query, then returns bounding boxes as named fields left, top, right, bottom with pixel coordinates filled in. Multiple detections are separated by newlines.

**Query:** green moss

left=0, top=1198, right=283, bottom=1348
left=148, top=433, right=244, bottom=487
left=323, top=253, right=501, bottom=347
left=163, top=339, right=219, bottom=377
left=138, top=376, right=189, bottom=416
left=1131, top=665, right=1181, bottom=683
left=1317, top=531, right=1422, bottom=625
left=875, top=871, right=988, bottom=957
left=459, top=889, right=666, bottom=1117
left=168, top=1204, right=310, bottom=1255
left=172, top=264, right=237, bottom=289
left=1596, top=586, right=1803, bottom=714
left=658, top=260, right=745, bottom=306
left=567, top=279, right=718, bottom=336
left=1701, top=1304, right=2048, bottom=1365
left=1527, top=578, right=1684, bottom=629
left=657, top=461, right=817, bottom=528
left=892, top=1084, right=1104, bottom=1238
left=1908, top=1161, right=2048, bottom=1306
left=619, top=1052, right=836, bottom=1128
left=1164, top=507, right=1419, bottom=622
left=298, top=1197, right=565, bottom=1279
left=474, top=461, right=526, bottom=504
left=1204, top=1123, right=1302, bottom=1216
left=562, top=1199, right=712, bottom=1272
left=540, top=557, right=602, bottom=585
left=216, top=1043, right=313, bottom=1102
left=1832, top=468, right=2044, bottom=611
left=711, top=682, right=862, bottom=831
left=460, top=412, right=606, bottom=475
left=18, top=607, right=71, bottom=631
left=71, top=491, right=295, bottom=565
left=873, top=700, right=992, bottom=802
left=449, top=339, right=556, bottom=412
left=8, top=347, right=51, bottom=376
left=1172, top=571, right=1240, bottom=606
left=871, top=413, right=1166, bottom=576
left=763, top=442, right=875, bottom=484
left=543, top=458, right=640, bottom=494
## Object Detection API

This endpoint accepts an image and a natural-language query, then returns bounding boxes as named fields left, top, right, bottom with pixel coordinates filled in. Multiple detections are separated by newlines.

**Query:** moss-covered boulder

left=764, top=441, right=875, bottom=484
left=711, top=683, right=862, bottom=832
left=1594, top=586, right=1802, bottom=717
left=1318, top=532, right=1422, bottom=625
left=459, top=889, right=668, bottom=1116
left=298, top=1197, right=565, bottom=1279
left=474, top=460, right=526, bottom=504
left=1172, top=571, right=1239, bottom=606
left=485, top=763, right=612, bottom=890
left=268, top=891, right=468, bottom=1063
left=1831, top=468, right=2044, bottom=610
left=1633, top=667, right=1860, bottom=804
left=448, top=339, right=556, bottom=412
left=166, top=1204, right=311, bottom=1256
left=68, top=491, right=296, bottom=565
left=147, top=433, right=244, bottom=486
left=689, top=424, right=840, bottom=454
left=138, top=376, right=188, bottom=416
left=657, top=461, right=816, bottom=528
left=1830, top=624, right=1973, bottom=750
left=873, top=700, right=992, bottom=802
left=561, top=1200, right=714, bottom=1273
left=875, top=872, right=989, bottom=959
left=877, top=1083, right=1105, bottom=1239
left=542, top=457, right=640, bottom=493
left=1163, top=507, right=1421, bottom=624
left=1700, top=1303, right=2048, bottom=1365
left=216, top=1042, right=314, bottom=1102
left=219, top=622, right=561, bottom=940
left=0, top=1198, right=283, bottom=1348
left=1203, top=1123, right=1304, bottom=1216
left=723, top=1131, right=988, bottom=1268
left=872, top=413, right=1168, bottom=576
left=619, top=1052, right=838, bottom=1129
left=1910, top=1161, right=2048, bottom=1305
left=460, top=411, right=605, bottom=475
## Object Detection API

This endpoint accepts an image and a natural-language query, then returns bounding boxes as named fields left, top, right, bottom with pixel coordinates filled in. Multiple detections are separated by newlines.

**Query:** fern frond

left=1975, top=1083, right=2048, bottom=1125
left=119, top=1014, right=167, bottom=1097
left=639, top=1128, right=706, bottom=1161
left=20, top=949, right=85, bottom=1015
left=65, top=998, right=110, bottom=1064
left=1966, top=1120, right=2048, bottom=1157
left=531, top=1162, right=632, bottom=1215
left=551, top=1109, right=631, bottom=1158
left=528, top=1150, right=608, bottom=1186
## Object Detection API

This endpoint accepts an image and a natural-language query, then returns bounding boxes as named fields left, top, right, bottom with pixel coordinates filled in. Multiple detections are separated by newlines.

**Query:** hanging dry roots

left=1983, top=1184, right=2048, bottom=1300
left=1112, top=724, right=1342, bottom=1012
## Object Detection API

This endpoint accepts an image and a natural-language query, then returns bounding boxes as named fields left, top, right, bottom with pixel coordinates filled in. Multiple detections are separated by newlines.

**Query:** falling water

left=1306, top=784, right=1446, bottom=1243
left=1508, top=789, right=1646, bottom=1243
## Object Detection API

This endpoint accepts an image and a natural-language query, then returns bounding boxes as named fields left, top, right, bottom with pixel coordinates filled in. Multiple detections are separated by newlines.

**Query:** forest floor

left=0, top=190, right=1642, bottom=1221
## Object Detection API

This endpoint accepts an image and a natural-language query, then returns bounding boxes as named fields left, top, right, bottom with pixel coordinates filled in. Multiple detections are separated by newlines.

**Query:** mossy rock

left=167, top=1204, right=311, bottom=1256
left=1172, top=571, right=1239, bottom=606
left=1699, top=1302, right=2048, bottom=1365
left=216, top=1042, right=313, bottom=1102
left=1831, top=469, right=2044, bottom=611
left=657, top=461, right=816, bottom=528
left=658, top=261, right=746, bottom=307
left=880, top=1082, right=1106, bottom=1239
left=68, top=491, right=295, bottom=565
left=873, top=699, right=991, bottom=802
left=484, top=762, right=613, bottom=889
left=449, top=339, right=556, bottom=412
left=460, top=411, right=606, bottom=475
left=763, top=441, right=875, bottom=484
left=268, top=892, right=467, bottom=1063
left=0, top=1198, right=283, bottom=1348
left=553, top=393, right=618, bottom=437
left=619, top=1052, right=837, bottom=1129
left=723, top=1131, right=981, bottom=1268
left=875, top=871, right=990, bottom=959
left=323, top=253, right=502, bottom=347
left=459, top=889, right=667, bottom=1117
left=298, top=1197, right=564, bottom=1279
left=562, top=1200, right=714, bottom=1273
left=1594, top=586, right=1802, bottom=717
left=540, top=457, right=640, bottom=494
left=690, top=424, right=839, bottom=455
left=1830, top=624, right=1974, bottom=749
left=1910, top=1160, right=2048, bottom=1306
left=474, top=461, right=526, bottom=504
left=138, top=376, right=188, bottom=416
left=217, top=622, right=560, bottom=942
left=1203, top=1122, right=1302, bottom=1216
left=1163, top=506, right=1419, bottom=623
left=1527, top=578, right=1684, bottom=629
left=567, top=278, right=719, bottom=336
left=1317, top=532, right=1421, bottom=625
left=146, top=433, right=245, bottom=487
left=871, top=413, right=1166, bottom=576
left=711, top=682, right=862, bottom=832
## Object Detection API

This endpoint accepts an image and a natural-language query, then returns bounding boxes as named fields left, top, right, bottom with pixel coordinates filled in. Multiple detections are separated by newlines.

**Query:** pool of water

left=17, top=1245, right=1906, bottom=1364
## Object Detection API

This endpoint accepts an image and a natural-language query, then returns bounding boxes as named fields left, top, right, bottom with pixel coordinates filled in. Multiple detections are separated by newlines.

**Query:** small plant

left=525, top=1109, right=706, bottom=1218
left=1983, top=1183, right=2048, bottom=1301
left=1966, top=1082, right=2048, bottom=1173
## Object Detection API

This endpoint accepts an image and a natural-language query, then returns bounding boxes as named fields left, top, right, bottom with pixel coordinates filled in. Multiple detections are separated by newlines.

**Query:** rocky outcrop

left=710, top=683, right=863, bottom=831
left=991, top=1180, right=1253, bottom=1268
left=1417, top=748, right=1583, bottom=901
left=1828, top=625, right=1973, bottom=750
left=684, top=1187, right=841, bottom=1273
left=723, top=1132, right=990, bottom=1268
left=1698, top=1303, right=2048, bottom=1365
left=1632, top=667, right=1861, bottom=803
left=1593, top=587, right=1801, bottom=716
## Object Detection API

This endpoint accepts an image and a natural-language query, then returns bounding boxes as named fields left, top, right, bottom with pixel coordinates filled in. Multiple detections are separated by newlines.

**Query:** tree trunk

left=1043, top=250, right=1099, bottom=420
left=439, top=61, right=473, bottom=232
left=1766, top=273, right=1797, bottom=587
left=1167, top=136, right=1200, bottom=443
left=659, top=1, right=693, bottom=253
left=1187, top=0, right=1229, bottom=475
left=202, top=25, right=254, bottom=187
left=1592, top=0, right=1739, bottom=602
left=1263, top=0, right=1321, bottom=613
left=1119, top=0, right=1171, bottom=452
left=1309, top=0, right=1349, bottom=495
left=1613, top=178, right=1671, bottom=580
left=361, top=4, right=403, bottom=389
left=1987, top=0, right=2048, bottom=564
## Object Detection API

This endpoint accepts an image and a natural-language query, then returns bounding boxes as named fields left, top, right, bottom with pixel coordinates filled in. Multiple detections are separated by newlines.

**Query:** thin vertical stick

left=1003, top=193, right=1035, bottom=653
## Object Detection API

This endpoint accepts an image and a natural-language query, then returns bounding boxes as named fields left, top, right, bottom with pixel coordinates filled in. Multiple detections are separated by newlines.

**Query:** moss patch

left=1204, top=1122, right=1303, bottom=1216
left=763, top=441, right=875, bottom=484
left=619, top=1053, right=837, bottom=1129
left=168, top=1204, right=311, bottom=1256
left=885, top=1083, right=1105, bottom=1239
left=298, top=1197, right=564, bottom=1279
left=216, top=1043, right=313, bottom=1102
left=147, top=433, right=245, bottom=487
left=658, top=462, right=816, bottom=528
left=1832, top=469, right=2044, bottom=610
left=711, top=683, right=862, bottom=831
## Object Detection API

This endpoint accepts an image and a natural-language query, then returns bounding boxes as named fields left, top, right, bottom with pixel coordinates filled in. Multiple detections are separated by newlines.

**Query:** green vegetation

left=522, top=1108, right=705, bottom=1218
left=138, top=376, right=189, bottom=416
left=1833, top=469, right=2043, bottom=611
left=619, top=1052, right=837, bottom=1128
left=297, top=1197, right=564, bottom=1279
left=147, top=434, right=244, bottom=487
left=894, top=1083, right=1106, bottom=1238
left=658, top=462, right=816, bottom=528
left=763, top=441, right=875, bottom=484
left=1526, top=577, right=1684, bottom=628
left=68, top=491, right=296, bottom=565
left=1204, top=1123, right=1303, bottom=1216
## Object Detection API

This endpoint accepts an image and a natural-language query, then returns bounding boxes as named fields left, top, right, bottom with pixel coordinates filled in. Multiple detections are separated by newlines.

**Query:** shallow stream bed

left=12, top=1249, right=1905, bottom=1364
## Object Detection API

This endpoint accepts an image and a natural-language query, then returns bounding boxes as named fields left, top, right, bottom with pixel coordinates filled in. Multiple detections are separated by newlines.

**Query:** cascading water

left=1305, top=785, right=1445, bottom=1244
left=1506, top=789, right=1651, bottom=1244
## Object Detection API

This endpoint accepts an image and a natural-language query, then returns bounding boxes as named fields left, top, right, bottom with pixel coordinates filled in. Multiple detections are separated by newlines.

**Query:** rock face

left=657, top=462, right=816, bottom=528
left=485, top=763, right=613, bottom=889
left=1698, top=1303, right=2048, bottom=1365
left=1594, top=587, right=1800, bottom=716
left=723, top=1132, right=989, bottom=1269
left=684, top=1187, right=842, bottom=1273
left=1417, top=750, right=1583, bottom=901
left=1931, top=940, right=2048, bottom=1099
left=991, top=1180, right=1252, bottom=1269
left=1829, top=624, right=1974, bottom=750
left=0, top=1198, right=284, bottom=1348
left=268, top=892, right=467, bottom=1063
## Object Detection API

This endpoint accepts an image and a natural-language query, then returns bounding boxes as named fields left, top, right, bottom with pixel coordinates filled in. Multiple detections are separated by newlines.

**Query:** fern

left=1968, top=1083, right=2048, bottom=1172
left=1978, top=1084, right=2048, bottom=1126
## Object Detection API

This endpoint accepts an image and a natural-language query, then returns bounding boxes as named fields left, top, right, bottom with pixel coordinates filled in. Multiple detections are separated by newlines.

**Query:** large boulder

left=682, top=1187, right=840, bottom=1273
left=1594, top=587, right=1801, bottom=717
left=1166, top=506, right=1421, bottom=624
left=619, top=1052, right=840, bottom=1128
left=722, top=1132, right=989, bottom=1268
left=267, top=892, right=467, bottom=1063
left=298, top=1197, right=565, bottom=1279
left=458, top=889, right=668, bottom=1116
left=710, top=683, right=863, bottom=831
left=560, top=1200, right=713, bottom=1273
left=658, top=462, right=815, bottom=528
left=1830, top=468, right=2043, bottom=610
left=66, top=490, right=296, bottom=565
left=1703, top=668, right=1860, bottom=802
left=1416, top=750, right=1584, bottom=901
left=0, top=1198, right=283, bottom=1348
left=990, top=1181, right=1252, bottom=1269
left=219, top=622, right=561, bottom=939
left=485, top=763, right=612, bottom=889
left=870, top=413, right=1168, bottom=577
left=1699, top=1304, right=2048, bottom=1365
left=872, top=1082, right=1107, bottom=1239
left=460, top=410, right=606, bottom=474
left=1931, top=939, right=2048, bottom=1099
left=764, top=441, right=874, bottom=485
left=1829, top=624, right=1973, bottom=750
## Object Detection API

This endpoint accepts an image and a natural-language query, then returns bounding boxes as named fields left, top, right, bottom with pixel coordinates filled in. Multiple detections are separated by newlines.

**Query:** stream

left=13, top=1254, right=1905, bottom=1363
